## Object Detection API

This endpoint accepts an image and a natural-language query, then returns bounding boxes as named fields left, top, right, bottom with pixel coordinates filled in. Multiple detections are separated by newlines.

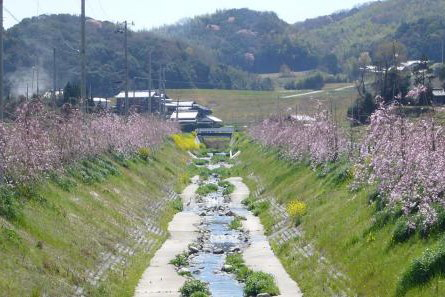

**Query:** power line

left=97, top=0, right=109, bottom=19
left=4, top=7, right=20, bottom=24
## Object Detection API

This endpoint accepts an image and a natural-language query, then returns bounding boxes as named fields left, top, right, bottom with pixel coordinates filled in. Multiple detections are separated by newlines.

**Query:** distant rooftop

left=115, top=90, right=161, bottom=98
left=170, top=111, right=199, bottom=120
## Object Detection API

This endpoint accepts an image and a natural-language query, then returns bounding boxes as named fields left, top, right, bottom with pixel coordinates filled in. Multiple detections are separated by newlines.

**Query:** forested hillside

left=156, top=0, right=445, bottom=76
left=5, top=14, right=272, bottom=97
left=5, top=0, right=445, bottom=98
left=154, top=9, right=319, bottom=73
left=295, top=0, right=445, bottom=63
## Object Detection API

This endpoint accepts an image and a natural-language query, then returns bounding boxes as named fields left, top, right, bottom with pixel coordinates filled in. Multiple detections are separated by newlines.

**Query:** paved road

left=281, top=85, right=355, bottom=99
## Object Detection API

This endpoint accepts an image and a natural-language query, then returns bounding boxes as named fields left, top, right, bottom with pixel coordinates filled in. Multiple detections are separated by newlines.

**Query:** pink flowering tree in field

left=249, top=110, right=346, bottom=168
left=0, top=100, right=179, bottom=185
left=355, top=103, right=444, bottom=229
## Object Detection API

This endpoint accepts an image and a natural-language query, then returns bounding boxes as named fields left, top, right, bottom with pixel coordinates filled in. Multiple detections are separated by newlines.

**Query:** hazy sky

left=4, top=0, right=375, bottom=30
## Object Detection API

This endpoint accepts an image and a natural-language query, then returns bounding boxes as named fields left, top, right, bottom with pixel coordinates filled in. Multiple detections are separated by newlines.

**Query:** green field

left=168, top=83, right=356, bottom=127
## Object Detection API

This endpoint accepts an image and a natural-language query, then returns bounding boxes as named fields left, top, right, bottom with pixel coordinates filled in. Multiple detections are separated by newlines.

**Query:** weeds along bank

left=0, top=100, right=189, bottom=296
left=0, top=142, right=189, bottom=297
left=236, top=115, right=445, bottom=297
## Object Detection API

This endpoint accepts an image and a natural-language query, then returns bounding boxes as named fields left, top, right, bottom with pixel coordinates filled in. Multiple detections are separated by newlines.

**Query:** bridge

left=195, top=127, right=235, bottom=139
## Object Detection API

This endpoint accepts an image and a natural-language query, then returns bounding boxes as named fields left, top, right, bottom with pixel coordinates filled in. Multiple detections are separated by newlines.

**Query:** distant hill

left=155, top=0, right=445, bottom=76
left=4, top=14, right=272, bottom=97
left=5, top=0, right=445, bottom=97
left=153, top=8, right=319, bottom=73
left=294, top=0, right=445, bottom=60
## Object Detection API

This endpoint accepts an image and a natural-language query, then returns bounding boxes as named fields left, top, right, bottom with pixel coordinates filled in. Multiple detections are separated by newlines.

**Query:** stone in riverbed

left=178, top=267, right=190, bottom=274
left=230, top=246, right=241, bottom=253
left=221, top=264, right=233, bottom=272
left=225, top=210, right=235, bottom=216
left=257, top=294, right=271, bottom=297
left=213, top=248, right=224, bottom=254
left=188, top=245, right=200, bottom=254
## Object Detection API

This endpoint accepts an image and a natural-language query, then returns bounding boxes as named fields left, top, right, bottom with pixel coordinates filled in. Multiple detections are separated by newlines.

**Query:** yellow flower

left=287, top=200, right=307, bottom=218
left=171, top=134, right=200, bottom=151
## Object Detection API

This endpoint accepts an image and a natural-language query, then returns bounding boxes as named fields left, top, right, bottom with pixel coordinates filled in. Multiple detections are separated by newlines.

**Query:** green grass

left=0, top=141, right=189, bottom=297
left=168, top=85, right=356, bottom=127
left=218, top=181, right=235, bottom=196
left=228, top=217, right=243, bottom=230
left=225, top=253, right=279, bottom=296
left=196, top=183, right=218, bottom=196
left=179, top=280, right=210, bottom=297
left=233, top=135, right=445, bottom=297
left=170, top=252, right=189, bottom=268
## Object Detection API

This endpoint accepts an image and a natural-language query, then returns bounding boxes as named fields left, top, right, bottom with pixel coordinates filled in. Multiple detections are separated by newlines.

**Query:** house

left=168, top=99, right=223, bottom=130
left=93, top=97, right=112, bottom=109
left=433, top=89, right=445, bottom=104
left=114, top=90, right=165, bottom=113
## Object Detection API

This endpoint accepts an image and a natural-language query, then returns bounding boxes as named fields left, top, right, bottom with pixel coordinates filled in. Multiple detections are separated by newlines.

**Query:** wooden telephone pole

left=81, top=0, right=87, bottom=112
left=52, top=48, right=57, bottom=108
left=124, top=21, right=129, bottom=115
left=0, top=0, right=3, bottom=120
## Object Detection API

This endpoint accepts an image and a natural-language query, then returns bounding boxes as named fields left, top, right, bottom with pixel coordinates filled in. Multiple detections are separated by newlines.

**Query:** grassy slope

left=0, top=142, right=189, bottom=297
left=233, top=136, right=445, bottom=297
left=168, top=85, right=355, bottom=127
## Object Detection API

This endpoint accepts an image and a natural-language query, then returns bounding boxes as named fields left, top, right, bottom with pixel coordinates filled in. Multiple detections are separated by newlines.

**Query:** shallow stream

left=186, top=173, right=246, bottom=297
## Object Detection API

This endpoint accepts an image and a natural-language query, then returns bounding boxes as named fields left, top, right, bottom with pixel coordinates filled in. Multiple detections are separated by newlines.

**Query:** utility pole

left=148, top=50, right=152, bottom=114
left=0, top=0, right=3, bottom=120
left=442, top=39, right=444, bottom=65
left=158, top=66, right=163, bottom=115
left=26, top=83, right=29, bottom=100
left=32, top=67, right=35, bottom=95
left=124, top=21, right=129, bottom=115
left=36, top=63, right=39, bottom=97
left=81, top=0, right=87, bottom=112
left=52, top=48, right=57, bottom=108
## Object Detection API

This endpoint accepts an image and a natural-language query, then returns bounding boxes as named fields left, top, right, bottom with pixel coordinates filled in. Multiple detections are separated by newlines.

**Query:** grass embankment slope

left=168, top=84, right=355, bottom=127
left=232, top=135, right=445, bottom=297
left=0, top=142, right=189, bottom=297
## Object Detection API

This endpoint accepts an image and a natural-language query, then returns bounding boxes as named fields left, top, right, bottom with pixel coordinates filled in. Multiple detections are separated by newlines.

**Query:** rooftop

left=115, top=90, right=161, bottom=99
left=170, top=111, right=199, bottom=120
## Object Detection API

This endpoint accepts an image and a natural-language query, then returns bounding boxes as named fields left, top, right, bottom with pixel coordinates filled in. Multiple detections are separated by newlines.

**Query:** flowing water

left=186, top=173, right=246, bottom=297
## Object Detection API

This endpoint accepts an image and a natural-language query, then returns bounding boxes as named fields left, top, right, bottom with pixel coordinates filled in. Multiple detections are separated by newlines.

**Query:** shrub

left=284, top=72, right=325, bottom=90
left=49, top=172, right=77, bottom=192
left=0, top=186, right=21, bottom=220
left=219, top=181, right=235, bottom=195
left=179, top=280, right=210, bottom=297
left=170, top=252, right=189, bottom=268
left=172, top=134, right=200, bottom=151
left=211, top=154, right=228, bottom=163
left=138, top=147, right=151, bottom=161
left=392, top=219, right=415, bottom=244
left=0, top=226, right=21, bottom=246
left=171, top=198, right=183, bottom=212
left=196, top=184, right=218, bottom=196
left=190, top=292, right=209, bottom=297
left=229, top=217, right=243, bottom=230
left=244, top=271, right=280, bottom=296
left=225, top=253, right=253, bottom=281
left=193, top=159, right=209, bottom=166
left=397, top=243, right=445, bottom=296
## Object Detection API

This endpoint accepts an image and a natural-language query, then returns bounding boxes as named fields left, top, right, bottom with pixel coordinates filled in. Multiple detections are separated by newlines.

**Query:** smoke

left=7, top=66, right=52, bottom=97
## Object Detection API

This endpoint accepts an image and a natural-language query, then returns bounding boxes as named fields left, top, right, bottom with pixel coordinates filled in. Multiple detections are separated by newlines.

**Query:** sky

left=4, top=0, right=376, bottom=30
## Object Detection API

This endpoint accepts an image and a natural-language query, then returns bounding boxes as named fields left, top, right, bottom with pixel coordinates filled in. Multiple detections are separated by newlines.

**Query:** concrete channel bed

left=135, top=166, right=301, bottom=297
